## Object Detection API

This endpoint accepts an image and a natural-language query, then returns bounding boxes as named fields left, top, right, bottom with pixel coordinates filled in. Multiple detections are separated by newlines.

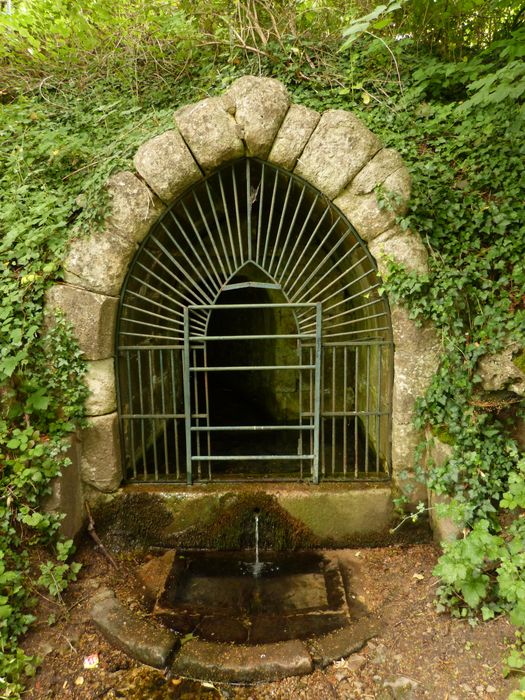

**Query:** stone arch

left=45, top=75, right=440, bottom=505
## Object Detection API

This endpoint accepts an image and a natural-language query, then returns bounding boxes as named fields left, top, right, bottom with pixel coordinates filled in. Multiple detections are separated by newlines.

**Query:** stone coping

left=91, top=587, right=378, bottom=684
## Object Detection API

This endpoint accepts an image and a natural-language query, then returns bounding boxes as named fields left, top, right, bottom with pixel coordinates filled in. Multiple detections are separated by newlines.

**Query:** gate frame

left=183, top=299, right=323, bottom=484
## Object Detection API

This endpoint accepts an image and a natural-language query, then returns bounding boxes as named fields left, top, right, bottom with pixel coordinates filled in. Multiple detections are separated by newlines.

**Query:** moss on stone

left=178, top=491, right=319, bottom=551
left=512, top=349, right=525, bottom=374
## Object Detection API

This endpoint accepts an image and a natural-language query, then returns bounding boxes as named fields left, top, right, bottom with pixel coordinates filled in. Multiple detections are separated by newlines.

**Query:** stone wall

left=45, top=75, right=442, bottom=529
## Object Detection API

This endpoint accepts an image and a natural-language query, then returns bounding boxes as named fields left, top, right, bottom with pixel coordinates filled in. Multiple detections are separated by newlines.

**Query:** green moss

left=432, top=426, right=456, bottom=446
left=93, top=493, right=175, bottom=550
left=512, top=349, right=525, bottom=374
left=180, top=492, right=319, bottom=551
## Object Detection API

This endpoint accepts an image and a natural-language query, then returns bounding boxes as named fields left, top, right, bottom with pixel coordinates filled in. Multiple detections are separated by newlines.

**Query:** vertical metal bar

left=343, top=346, right=348, bottom=476
left=191, top=191, right=228, bottom=281
left=298, top=340, right=303, bottom=480
left=365, top=344, right=371, bottom=475
left=126, top=350, right=137, bottom=479
left=376, top=344, right=382, bottom=474
left=331, top=345, right=336, bottom=476
left=277, top=193, right=320, bottom=284
left=354, top=346, right=359, bottom=477
left=172, top=348, right=180, bottom=479
left=309, top=345, right=315, bottom=473
left=218, top=171, right=238, bottom=270
left=232, top=165, right=244, bottom=264
left=159, top=349, right=169, bottom=476
left=271, top=183, right=306, bottom=281
left=312, top=303, right=322, bottom=484
left=255, top=162, right=265, bottom=264
left=137, top=350, right=147, bottom=478
left=203, top=343, right=212, bottom=480
left=205, top=181, right=233, bottom=277
left=180, top=202, right=223, bottom=289
left=268, top=175, right=293, bottom=275
left=183, top=308, right=193, bottom=485
left=246, top=159, right=252, bottom=260
left=262, top=168, right=279, bottom=269
left=193, top=347, right=202, bottom=481
left=148, top=349, right=159, bottom=481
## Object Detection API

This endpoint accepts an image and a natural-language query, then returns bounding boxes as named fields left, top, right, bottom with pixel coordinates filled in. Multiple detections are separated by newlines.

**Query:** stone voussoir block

left=106, top=171, right=165, bottom=244
left=63, top=227, right=136, bottom=297
left=175, top=96, right=245, bottom=173
left=295, top=110, right=382, bottom=200
left=226, top=75, right=290, bottom=159
left=268, top=103, right=320, bottom=171
left=85, top=358, right=116, bottom=416
left=134, top=129, right=202, bottom=203
left=368, top=226, right=428, bottom=275
left=45, top=284, right=118, bottom=360
left=81, top=412, right=122, bottom=493
left=334, top=166, right=411, bottom=242
left=63, top=171, right=163, bottom=296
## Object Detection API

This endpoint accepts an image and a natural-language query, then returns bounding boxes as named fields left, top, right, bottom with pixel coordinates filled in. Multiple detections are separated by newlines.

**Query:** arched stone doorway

left=46, top=75, right=440, bottom=525
left=116, top=157, right=392, bottom=483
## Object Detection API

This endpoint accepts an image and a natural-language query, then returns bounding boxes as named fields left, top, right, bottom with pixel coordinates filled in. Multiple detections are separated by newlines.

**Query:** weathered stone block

left=171, top=638, right=312, bottom=683
left=390, top=304, right=440, bottom=356
left=85, top=358, right=116, bottom=416
left=279, top=487, right=393, bottom=543
left=393, top=351, right=440, bottom=424
left=91, top=589, right=178, bottom=668
left=295, top=110, right=382, bottom=200
left=391, top=422, right=427, bottom=505
left=42, top=432, right=85, bottom=539
left=477, top=342, right=525, bottom=396
left=64, top=172, right=162, bottom=295
left=105, top=171, right=165, bottom=244
left=63, top=228, right=136, bottom=297
left=81, top=413, right=122, bottom=493
left=45, top=284, right=118, bottom=360
left=369, top=226, right=428, bottom=275
left=334, top=168, right=411, bottom=241
left=308, top=617, right=378, bottom=667
left=175, top=96, right=244, bottom=173
left=428, top=490, right=462, bottom=543
left=137, top=550, right=177, bottom=603
left=268, top=104, right=320, bottom=170
left=226, top=76, right=290, bottom=159
left=349, top=148, right=408, bottom=195
left=134, top=129, right=202, bottom=203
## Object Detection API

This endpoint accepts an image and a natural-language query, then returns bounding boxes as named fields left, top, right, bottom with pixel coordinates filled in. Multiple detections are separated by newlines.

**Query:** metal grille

left=116, top=158, right=393, bottom=483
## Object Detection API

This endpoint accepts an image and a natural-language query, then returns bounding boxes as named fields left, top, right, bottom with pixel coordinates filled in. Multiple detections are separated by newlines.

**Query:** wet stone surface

left=154, top=550, right=354, bottom=644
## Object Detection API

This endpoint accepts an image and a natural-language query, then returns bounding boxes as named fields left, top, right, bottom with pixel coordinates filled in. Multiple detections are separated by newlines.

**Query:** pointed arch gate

left=116, top=158, right=393, bottom=484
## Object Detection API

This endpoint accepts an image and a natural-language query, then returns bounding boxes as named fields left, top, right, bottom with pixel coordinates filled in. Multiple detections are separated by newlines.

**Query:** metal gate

left=116, top=157, right=393, bottom=483
left=184, top=299, right=322, bottom=484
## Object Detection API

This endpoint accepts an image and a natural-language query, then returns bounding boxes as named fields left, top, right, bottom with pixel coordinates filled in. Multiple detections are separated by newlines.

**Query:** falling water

left=252, top=513, right=264, bottom=577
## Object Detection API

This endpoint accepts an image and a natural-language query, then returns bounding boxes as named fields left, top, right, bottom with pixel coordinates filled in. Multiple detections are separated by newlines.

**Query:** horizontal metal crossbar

left=191, top=425, right=314, bottom=432
left=191, top=455, right=315, bottom=461
left=189, top=364, right=316, bottom=372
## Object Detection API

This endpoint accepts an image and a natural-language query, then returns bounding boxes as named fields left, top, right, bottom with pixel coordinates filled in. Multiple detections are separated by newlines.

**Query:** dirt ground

left=22, top=537, right=521, bottom=699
